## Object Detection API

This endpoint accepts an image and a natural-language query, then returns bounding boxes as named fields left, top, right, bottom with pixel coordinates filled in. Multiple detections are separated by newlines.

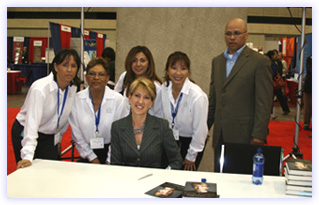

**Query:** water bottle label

left=253, top=163, right=264, bottom=177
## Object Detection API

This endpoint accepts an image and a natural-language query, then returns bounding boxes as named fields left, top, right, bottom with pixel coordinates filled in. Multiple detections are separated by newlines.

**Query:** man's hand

left=250, top=137, right=265, bottom=146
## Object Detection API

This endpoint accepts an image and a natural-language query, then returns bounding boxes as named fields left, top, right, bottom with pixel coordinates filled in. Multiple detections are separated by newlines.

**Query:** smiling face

left=155, top=187, right=174, bottom=197
left=54, top=55, right=78, bottom=89
left=131, top=52, right=149, bottom=77
left=86, top=64, right=109, bottom=91
left=224, top=18, right=249, bottom=54
left=128, top=86, right=154, bottom=116
left=167, top=60, right=189, bottom=87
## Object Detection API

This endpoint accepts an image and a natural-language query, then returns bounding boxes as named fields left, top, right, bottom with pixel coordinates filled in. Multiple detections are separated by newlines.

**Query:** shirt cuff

left=185, top=152, right=198, bottom=163
left=87, top=152, right=98, bottom=162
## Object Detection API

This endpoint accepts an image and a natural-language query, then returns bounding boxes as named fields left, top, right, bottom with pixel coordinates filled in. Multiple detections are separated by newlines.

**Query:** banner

left=29, top=37, right=48, bottom=63
left=83, top=39, right=97, bottom=69
left=12, top=37, right=25, bottom=64
left=296, top=33, right=312, bottom=74
left=60, top=24, right=72, bottom=49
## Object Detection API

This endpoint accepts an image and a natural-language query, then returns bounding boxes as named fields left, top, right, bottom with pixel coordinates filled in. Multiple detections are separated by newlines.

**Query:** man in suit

left=207, top=18, right=273, bottom=172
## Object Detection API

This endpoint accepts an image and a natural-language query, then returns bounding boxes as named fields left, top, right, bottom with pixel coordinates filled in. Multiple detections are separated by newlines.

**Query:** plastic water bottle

left=252, top=147, right=264, bottom=185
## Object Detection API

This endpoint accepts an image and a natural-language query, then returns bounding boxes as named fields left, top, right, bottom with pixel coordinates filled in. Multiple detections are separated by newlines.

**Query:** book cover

left=145, top=182, right=184, bottom=198
left=284, top=167, right=312, bottom=181
left=285, top=159, right=312, bottom=176
left=182, top=181, right=220, bottom=198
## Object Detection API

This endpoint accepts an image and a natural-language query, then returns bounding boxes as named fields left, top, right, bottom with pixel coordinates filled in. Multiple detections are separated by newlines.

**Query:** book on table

left=182, top=181, right=219, bottom=198
left=285, top=183, right=312, bottom=192
left=145, top=182, right=184, bottom=198
left=285, top=189, right=312, bottom=197
left=284, top=167, right=312, bottom=181
left=285, top=176, right=312, bottom=186
left=285, top=159, right=312, bottom=176
left=284, top=159, right=312, bottom=197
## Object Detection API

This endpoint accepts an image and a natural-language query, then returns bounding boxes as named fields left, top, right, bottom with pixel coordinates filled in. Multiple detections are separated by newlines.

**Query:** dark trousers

left=274, top=88, right=290, bottom=112
left=177, top=136, right=206, bottom=170
left=77, top=143, right=110, bottom=164
left=11, top=119, right=59, bottom=163
left=303, top=92, right=312, bottom=126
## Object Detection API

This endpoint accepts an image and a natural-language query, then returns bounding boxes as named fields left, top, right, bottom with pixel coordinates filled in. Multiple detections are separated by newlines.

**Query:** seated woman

left=111, top=77, right=182, bottom=169
left=69, top=58, right=129, bottom=164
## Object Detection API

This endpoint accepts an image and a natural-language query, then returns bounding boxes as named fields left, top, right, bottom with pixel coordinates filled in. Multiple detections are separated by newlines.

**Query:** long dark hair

left=123, top=46, right=162, bottom=97
left=50, top=48, right=81, bottom=86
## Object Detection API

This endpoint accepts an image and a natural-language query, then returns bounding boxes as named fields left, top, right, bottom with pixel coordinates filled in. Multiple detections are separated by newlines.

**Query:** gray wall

left=116, top=7, right=247, bottom=95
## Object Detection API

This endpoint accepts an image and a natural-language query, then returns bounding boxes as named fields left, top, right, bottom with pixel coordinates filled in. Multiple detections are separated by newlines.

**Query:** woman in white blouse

left=11, top=49, right=81, bottom=169
left=159, top=51, right=208, bottom=171
left=69, top=58, right=129, bottom=164
left=114, top=45, right=162, bottom=117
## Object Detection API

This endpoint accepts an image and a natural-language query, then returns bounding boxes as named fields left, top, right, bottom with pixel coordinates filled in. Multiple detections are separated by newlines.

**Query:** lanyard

left=170, top=93, right=183, bottom=128
left=89, top=89, right=104, bottom=137
left=57, top=84, right=69, bottom=130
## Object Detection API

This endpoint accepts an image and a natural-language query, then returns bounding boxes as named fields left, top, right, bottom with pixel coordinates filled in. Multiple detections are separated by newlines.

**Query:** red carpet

left=7, top=108, right=79, bottom=175
left=7, top=108, right=312, bottom=175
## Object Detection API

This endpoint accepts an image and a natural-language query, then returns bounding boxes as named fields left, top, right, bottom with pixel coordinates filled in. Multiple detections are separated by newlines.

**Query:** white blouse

left=69, top=86, right=129, bottom=163
left=159, top=78, right=208, bottom=162
left=16, top=73, right=77, bottom=162
left=114, top=71, right=162, bottom=117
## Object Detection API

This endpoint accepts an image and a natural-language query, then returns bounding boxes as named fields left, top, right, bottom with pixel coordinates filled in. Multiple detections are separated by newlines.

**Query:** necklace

left=133, top=123, right=145, bottom=135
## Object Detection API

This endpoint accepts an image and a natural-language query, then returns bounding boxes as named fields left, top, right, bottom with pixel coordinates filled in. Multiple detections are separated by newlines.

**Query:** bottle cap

left=201, top=178, right=206, bottom=183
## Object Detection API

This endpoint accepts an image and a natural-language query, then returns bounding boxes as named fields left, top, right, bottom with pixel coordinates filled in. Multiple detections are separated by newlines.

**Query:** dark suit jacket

left=207, top=46, right=273, bottom=148
left=111, top=113, right=183, bottom=169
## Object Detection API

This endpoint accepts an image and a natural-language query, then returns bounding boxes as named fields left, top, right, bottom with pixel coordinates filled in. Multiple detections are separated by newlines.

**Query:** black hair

left=86, top=57, right=110, bottom=75
left=50, top=48, right=81, bottom=87
left=101, top=47, right=115, bottom=61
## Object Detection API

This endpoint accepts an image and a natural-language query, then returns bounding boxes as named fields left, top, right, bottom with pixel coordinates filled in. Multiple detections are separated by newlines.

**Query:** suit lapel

left=224, top=47, right=250, bottom=86
left=118, top=114, right=140, bottom=154
left=139, top=114, right=159, bottom=153
left=220, top=57, right=227, bottom=85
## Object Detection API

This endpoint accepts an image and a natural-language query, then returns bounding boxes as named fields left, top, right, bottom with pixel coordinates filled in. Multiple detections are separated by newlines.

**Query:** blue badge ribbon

left=170, top=93, right=183, bottom=128
left=89, top=89, right=104, bottom=136
left=57, top=83, right=69, bottom=130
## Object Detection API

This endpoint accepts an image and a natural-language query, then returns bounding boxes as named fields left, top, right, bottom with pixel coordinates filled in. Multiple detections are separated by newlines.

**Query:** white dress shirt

left=159, top=78, right=208, bottom=162
left=114, top=71, right=162, bottom=117
left=16, top=73, right=77, bottom=162
left=69, top=86, right=129, bottom=163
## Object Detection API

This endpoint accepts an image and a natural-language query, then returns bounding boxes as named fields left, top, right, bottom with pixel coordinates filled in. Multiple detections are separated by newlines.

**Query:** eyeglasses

left=224, top=31, right=247, bottom=37
left=87, top=72, right=107, bottom=78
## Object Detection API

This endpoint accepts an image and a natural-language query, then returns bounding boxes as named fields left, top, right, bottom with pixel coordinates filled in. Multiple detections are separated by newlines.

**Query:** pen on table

left=138, top=173, right=153, bottom=180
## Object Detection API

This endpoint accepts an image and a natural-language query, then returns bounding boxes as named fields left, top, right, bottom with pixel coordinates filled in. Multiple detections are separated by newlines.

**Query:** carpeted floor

left=7, top=108, right=312, bottom=175
left=7, top=108, right=79, bottom=175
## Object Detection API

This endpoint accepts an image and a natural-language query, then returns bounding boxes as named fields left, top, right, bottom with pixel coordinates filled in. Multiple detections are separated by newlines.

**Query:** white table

left=7, top=159, right=299, bottom=198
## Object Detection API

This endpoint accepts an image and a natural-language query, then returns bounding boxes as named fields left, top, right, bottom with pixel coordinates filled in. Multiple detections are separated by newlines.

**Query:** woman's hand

left=17, top=159, right=32, bottom=169
left=90, top=158, right=100, bottom=164
left=183, top=159, right=196, bottom=171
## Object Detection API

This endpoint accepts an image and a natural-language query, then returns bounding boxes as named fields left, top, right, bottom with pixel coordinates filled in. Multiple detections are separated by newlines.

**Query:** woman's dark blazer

left=111, top=113, right=183, bottom=169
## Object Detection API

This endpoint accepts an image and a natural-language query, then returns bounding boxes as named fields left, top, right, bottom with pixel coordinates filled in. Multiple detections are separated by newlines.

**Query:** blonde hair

left=128, top=77, right=156, bottom=101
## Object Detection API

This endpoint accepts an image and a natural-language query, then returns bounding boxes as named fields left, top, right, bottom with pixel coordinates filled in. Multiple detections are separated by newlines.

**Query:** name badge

left=90, top=137, right=104, bottom=149
left=173, top=129, right=179, bottom=141
left=54, top=132, right=61, bottom=146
